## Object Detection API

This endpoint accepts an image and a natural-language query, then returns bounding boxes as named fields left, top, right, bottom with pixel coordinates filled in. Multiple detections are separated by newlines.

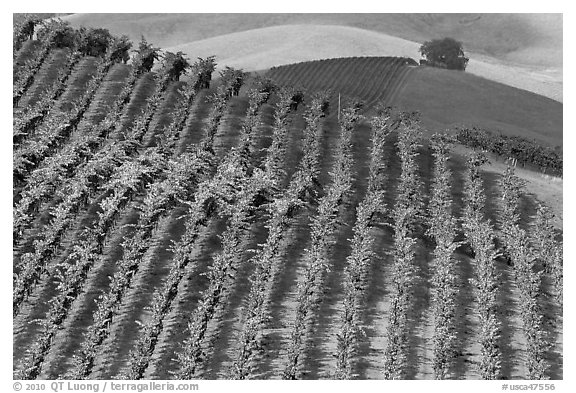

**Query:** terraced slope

left=266, top=57, right=415, bottom=110
left=265, top=57, right=562, bottom=147
left=13, top=37, right=563, bottom=381
left=15, top=48, right=70, bottom=109
left=14, top=40, right=41, bottom=71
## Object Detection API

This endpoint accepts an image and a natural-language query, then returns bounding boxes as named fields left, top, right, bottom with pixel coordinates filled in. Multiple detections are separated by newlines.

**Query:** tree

left=252, top=75, right=276, bottom=96
left=419, top=37, right=469, bottom=71
left=219, top=66, right=247, bottom=96
left=13, top=15, right=43, bottom=53
left=77, top=27, right=114, bottom=57
left=109, top=35, right=132, bottom=64
left=163, top=51, right=191, bottom=81
left=37, top=20, right=77, bottom=49
left=20, top=16, right=42, bottom=41
left=191, top=56, right=217, bottom=90
left=134, top=36, right=161, bottom=74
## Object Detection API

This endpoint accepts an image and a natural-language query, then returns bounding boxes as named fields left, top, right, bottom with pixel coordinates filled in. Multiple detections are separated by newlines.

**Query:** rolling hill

left=395, top=66, right=562, bottom=146
left=61, top=13, right=561, bottom=67
left=13, top=16, right=563, bottom=382
left=61, top=13, right=562, bottom=102
left=164, top=25, right=421, bottom=73
left=266, top=57, right=563, bottom=147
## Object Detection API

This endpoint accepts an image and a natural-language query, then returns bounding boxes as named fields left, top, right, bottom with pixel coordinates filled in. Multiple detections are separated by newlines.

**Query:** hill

left=266, top=57, right=563, bottom=147
left=61, top=14, right=562, bottom=102
left=396, top=66, right=562, bottom=147
left=13, top=67, right=563, bottom=380
left=165, top=25, right=421, bottom=72
left=12, top=22, right=563, bottom=382
left=265, top=57, right=415, bottom=110
left=61, top=13, right=561, bottom=67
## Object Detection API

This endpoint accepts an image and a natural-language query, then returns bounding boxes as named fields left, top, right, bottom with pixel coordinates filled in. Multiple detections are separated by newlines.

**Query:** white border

left=2, top=3, right=571, bottom=391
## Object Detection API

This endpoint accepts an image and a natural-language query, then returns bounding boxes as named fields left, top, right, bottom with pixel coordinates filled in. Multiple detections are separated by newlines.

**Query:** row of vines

left=13, top=18, right=562, bottom=381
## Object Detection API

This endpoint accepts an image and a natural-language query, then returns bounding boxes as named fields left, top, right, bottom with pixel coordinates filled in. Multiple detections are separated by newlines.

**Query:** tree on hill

left=77, top=27, right=114, bottom=58
left=252, top=75, right=276, bottom=96
left=109, top=35, right=132, bottom=64
left=19, top=16, right=42, bottom=41
left=219, top=66, right=247, bottom=96
left=37, top=20, right=77, bottom=49
left=163, top=51, right=191, bottom=82
left=191, top=55, right=217, bottom=90
left=420, top=37, right=469, bottom=71
left=134, top=37, right=161, bottom=74
left=13, top=15, right=43, bottom=53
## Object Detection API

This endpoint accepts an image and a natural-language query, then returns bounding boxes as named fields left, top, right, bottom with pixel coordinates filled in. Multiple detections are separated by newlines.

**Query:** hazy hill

left=62, top=13, right=562, bottom=101
left=61, top=13, right=561, bottom=67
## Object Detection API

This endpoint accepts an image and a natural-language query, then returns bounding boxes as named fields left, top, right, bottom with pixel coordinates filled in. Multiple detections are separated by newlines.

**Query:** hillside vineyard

left=13, top=21, right=563, bottom=380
